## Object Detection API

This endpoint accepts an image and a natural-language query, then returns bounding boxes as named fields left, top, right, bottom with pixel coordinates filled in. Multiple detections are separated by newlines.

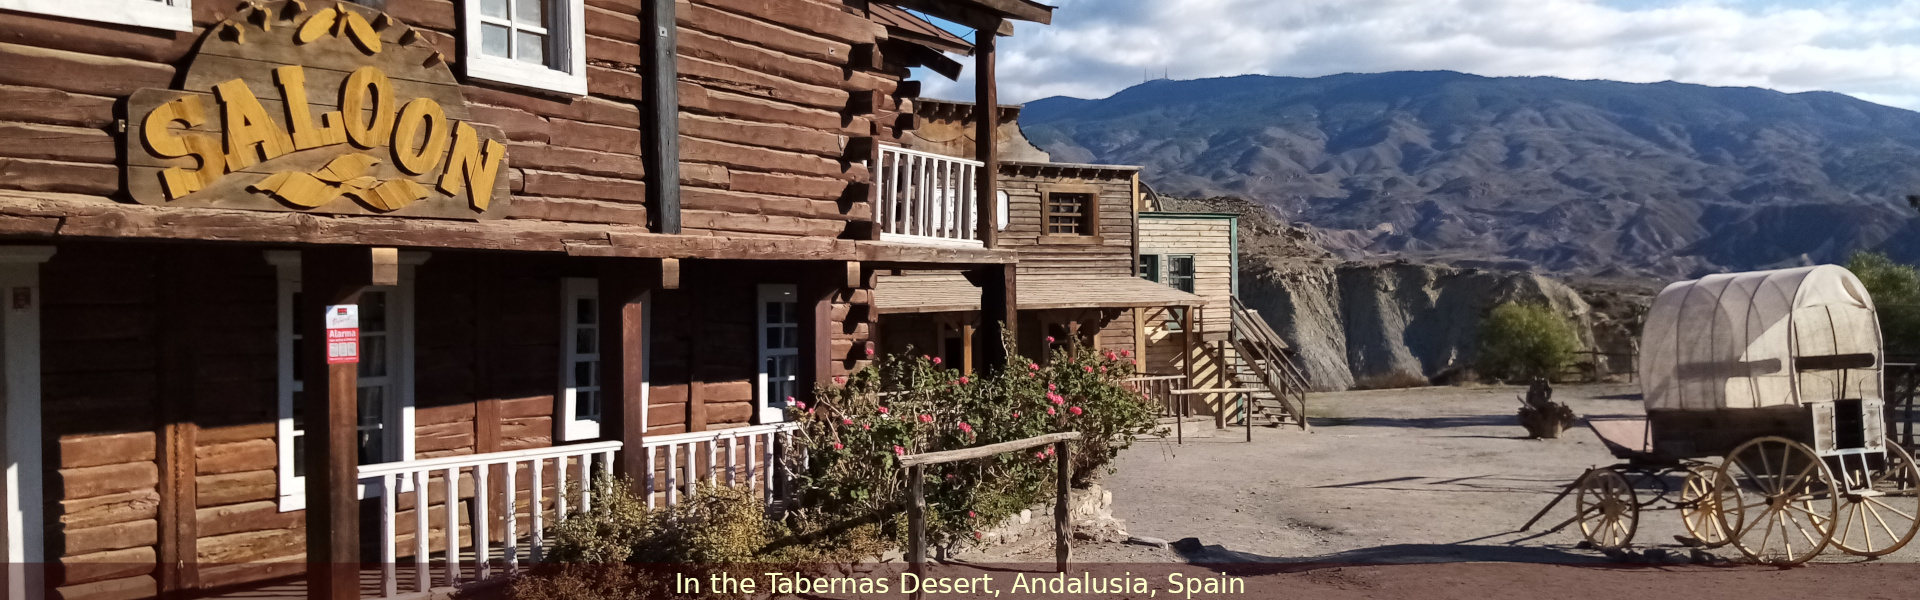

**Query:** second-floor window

left=0, top=0, right=191, bottom=31
left=1167, top=255, right=1196, bottom=293
left=1045, top=191, right=1096, bottom=236
left=463, top=0, right=587, bottom=95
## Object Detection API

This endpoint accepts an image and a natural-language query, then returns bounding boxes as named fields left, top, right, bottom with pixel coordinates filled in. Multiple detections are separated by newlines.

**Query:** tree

left=1847, top=251, right=1920, bottom=358
left=1476, top=302, right=1580, bottom=382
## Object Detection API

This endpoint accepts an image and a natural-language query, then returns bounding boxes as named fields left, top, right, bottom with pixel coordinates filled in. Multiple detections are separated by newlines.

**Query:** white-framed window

left=558, top=278, right=601, bottom=441
left=0, top=0, right=192, bottom=32
left=461, top=0, right=587, bottom=95
left=270, top=251, right=424, bottom=512
left=755, top=284, right=800, bottom=425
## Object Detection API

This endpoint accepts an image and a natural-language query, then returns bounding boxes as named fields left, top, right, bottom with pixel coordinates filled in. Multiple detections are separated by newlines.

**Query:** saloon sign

left=127, top=2, right=510, bottom=219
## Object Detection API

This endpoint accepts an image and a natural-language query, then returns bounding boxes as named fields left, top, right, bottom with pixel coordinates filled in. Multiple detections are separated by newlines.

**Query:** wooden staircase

left=1226, top=296, right=1311, bottom=430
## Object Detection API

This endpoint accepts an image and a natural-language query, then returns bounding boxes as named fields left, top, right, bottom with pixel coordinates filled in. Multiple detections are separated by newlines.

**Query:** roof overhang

left=885, top=0, right=1053, bottom=33
left=875, top=274, right=1206, bottom=314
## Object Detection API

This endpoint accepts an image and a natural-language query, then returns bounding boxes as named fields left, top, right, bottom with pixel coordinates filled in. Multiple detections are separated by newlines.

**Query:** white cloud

left=920, top=0, right=1920, bottom=110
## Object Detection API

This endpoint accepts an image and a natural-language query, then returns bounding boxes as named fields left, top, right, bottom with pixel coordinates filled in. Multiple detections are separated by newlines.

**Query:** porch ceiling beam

left=0, top=192, right=1017, bottom=264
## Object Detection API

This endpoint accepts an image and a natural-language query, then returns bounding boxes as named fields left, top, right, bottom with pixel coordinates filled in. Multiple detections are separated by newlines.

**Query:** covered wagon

left=1543, top=265, right=1920, bottom=564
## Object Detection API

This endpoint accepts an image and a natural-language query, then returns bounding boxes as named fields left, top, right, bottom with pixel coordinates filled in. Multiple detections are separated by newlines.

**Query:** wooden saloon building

left=0, top=0, right=1054, bottom=598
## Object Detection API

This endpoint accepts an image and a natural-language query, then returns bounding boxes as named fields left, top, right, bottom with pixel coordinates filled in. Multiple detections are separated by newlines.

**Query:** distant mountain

left=1019, top=71, right=1920, bottom=279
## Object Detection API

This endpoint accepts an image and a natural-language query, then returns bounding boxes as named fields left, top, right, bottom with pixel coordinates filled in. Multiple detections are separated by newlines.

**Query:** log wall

left=0, top=0, right=922, bottom=241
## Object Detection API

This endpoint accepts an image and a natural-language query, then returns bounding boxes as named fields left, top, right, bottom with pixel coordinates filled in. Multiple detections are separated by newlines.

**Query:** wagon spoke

left=1787, top=506, right=1822, bottom=551
left=1867, top=496, right=1917, bottom=522
left=1732, top=456, right=1770, bottom=495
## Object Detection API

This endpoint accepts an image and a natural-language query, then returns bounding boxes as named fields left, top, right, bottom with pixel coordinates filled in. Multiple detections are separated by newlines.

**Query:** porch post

left=800, top=264, right=839, bottom=401
left=972, top=263, right=1017, bottom=372
left=601, top=262, right=656, bottom=487
left=973, top=23, right=1001, bottom=248
left=300, top=248, right=387, bottom=600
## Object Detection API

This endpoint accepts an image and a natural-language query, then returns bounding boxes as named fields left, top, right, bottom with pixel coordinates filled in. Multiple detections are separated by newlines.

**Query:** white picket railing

left=357, top=440, right=621, bottom=598
left=875, top=145, right=985, bottom=247
left=638, top=422, right=802, bottom=509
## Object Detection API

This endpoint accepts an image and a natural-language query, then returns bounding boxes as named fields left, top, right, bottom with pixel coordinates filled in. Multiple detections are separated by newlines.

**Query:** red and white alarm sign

left=325, top=304, right=359, bottom=364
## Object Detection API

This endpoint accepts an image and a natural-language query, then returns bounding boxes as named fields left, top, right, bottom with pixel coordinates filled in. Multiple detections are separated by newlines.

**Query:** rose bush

left=784, top=341, right=1159, bottom=548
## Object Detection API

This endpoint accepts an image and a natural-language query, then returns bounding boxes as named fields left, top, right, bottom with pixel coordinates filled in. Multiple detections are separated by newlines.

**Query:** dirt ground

left=949, top=383, right=1920, bottom=599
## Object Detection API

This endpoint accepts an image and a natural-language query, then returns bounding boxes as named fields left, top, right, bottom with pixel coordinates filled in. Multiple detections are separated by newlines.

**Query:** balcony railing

left=875, top=145, right=985, bottom=247
left=636, top=422, right=801, bottom=509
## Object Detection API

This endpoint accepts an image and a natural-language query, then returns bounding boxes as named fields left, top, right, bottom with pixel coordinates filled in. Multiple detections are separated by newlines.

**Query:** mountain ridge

left=1018, top=71, right=1920, bottom=279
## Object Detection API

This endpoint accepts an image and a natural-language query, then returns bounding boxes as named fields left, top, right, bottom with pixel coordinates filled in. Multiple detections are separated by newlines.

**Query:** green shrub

left=1476, top=302, right=1580, bottom=382
left=510, top=478, right=887, bottom=600
left=1849, top=251, right=1920, bottom=356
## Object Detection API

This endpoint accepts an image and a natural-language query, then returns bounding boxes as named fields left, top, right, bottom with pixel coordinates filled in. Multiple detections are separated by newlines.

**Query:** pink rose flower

left=834, top=376, right=846, bottom=384
left=894, top=445, right=905, bottom=456
left=866, top=346, right=876, bottom=356
left=842, top=417, right=854, bottom=425
left=1083, top=366, right=1094, bottom=373
left=1028, top=363, right=1040, bottom=371
left=1047, top=392, right=1065, bottom=405
left=975, top=531, right=983, bottom=539
left=1100, top=366, right=1107, bottom=373
left=877, top=406, right=889, bottom=414
left=932, top=356, right=942, bottom=365
left=863, top=423, right=871, bottom=430
left=833, top=442, right=844, bottom=450
left=1048, top=382, right=1057, bottom=391
left=958, top=376, right=969, bottom=385
left=1104, top=351, right=1117, bottom=361
left=789, top=397, right=803, bottom=410
left=1047, top=407, right=1056, bottom=415
left=1069, top=406, right=1083, bottom=416
left=918, top=414, right=934, bottom=424
left=968, top=510, right=977, bottom=518
left=1012, top=411, right=1021, bottom=418
left=1046, top=446, right=1055, bottom=456
left=1034, top=451, right=1046, bottom=459
left=1122, top=349, right=1132, bottom=357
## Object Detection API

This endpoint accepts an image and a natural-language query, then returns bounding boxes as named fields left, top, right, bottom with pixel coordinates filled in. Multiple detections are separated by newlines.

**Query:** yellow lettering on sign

left=340, top=66, right=396, bottom=150
left=141, top=95, right=227, bottom=199
left=274, top=66, right=346, bottom=151
left=391, top=98, right=449, bottom=175
left=438, top=122, right=505, bottom=211
left=215, top=79, right=296, bottom=172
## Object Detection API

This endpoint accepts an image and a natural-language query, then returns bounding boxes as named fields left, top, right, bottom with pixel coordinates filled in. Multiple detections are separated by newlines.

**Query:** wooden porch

left=204, top=425, right=799, bottom=600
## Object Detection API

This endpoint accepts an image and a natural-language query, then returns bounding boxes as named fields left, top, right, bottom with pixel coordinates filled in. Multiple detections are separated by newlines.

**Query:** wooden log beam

left=1055, top=439, right=1071, bottom=572
left=644, top=0, right=682, bottom=233
left=299, top=248, right=379, bottom=600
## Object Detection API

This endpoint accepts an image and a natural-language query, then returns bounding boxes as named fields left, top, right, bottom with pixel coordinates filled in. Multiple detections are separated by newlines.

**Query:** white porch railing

left=357, top=440, right=620, bottom=598
left=638, top=422, right=803, bottom=509
left=875, top=145, right=985, bottom=248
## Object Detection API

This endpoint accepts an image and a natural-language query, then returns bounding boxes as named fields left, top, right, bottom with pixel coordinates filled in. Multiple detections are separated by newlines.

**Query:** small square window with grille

left=1046, top=192, right=1094, bottom=235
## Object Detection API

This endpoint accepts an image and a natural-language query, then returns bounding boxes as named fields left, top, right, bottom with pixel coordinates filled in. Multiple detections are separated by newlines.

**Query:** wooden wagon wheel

left=1576, top=467, right=1638, bottom=550
left=1680, top=465, right=1740, bottom=549
left=1721, top=436, right=1840, bottom=565
left=1832, top=440, right=1920, bottom=557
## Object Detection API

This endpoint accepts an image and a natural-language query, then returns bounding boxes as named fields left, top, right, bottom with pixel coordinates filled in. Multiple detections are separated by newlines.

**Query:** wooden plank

left=898, top=431, right=1081, bottom=467
left=0, top=84, right=116, bottom=128
left=649, top=0, right=683, bottom=233
left=0, top=42, right=174, bottom=98
left=0, top=122, right=115, bottom=164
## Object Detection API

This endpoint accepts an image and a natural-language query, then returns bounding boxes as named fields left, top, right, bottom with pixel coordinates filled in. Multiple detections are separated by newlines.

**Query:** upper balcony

left=874, top=145, right=988, bottom=248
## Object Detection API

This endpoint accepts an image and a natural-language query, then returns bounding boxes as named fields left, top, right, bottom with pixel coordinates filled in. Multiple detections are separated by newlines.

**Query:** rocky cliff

left=1162, top=196, right=1649, bottom=391
left=1243, top=261, right=1601, bottom=390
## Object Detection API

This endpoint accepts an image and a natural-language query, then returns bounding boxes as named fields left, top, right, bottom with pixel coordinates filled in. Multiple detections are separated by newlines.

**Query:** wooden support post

left=1181, top=306, right=1195, bottom=420
left=601, top=262, right=655, bottom=486
left=644, top=0, right=681, bottom=234
left=971, top=264, right=1016, bottom=372
left=973, top=24, right=1001, bottom=248
left=1054, top=439, right=1071, bottom=572
left=906, top=464, right=926, bottom=600
left=155, top=248, right=199, bottom=597
left=801, top=265, right=838, bottom=403
left=300, top=248, right=381, bottom=600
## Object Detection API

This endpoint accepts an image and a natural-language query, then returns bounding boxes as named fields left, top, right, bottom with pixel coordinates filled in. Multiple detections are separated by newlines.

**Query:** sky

left=916, top=0, right=1920, bottom=110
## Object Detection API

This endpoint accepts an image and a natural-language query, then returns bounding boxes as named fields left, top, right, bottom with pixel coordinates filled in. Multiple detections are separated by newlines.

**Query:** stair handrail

left=1228, top=296, right=1310, bottom=429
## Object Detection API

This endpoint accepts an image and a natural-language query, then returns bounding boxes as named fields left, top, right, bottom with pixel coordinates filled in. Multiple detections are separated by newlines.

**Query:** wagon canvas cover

left=1639, top=265, right=1882, bottom=411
